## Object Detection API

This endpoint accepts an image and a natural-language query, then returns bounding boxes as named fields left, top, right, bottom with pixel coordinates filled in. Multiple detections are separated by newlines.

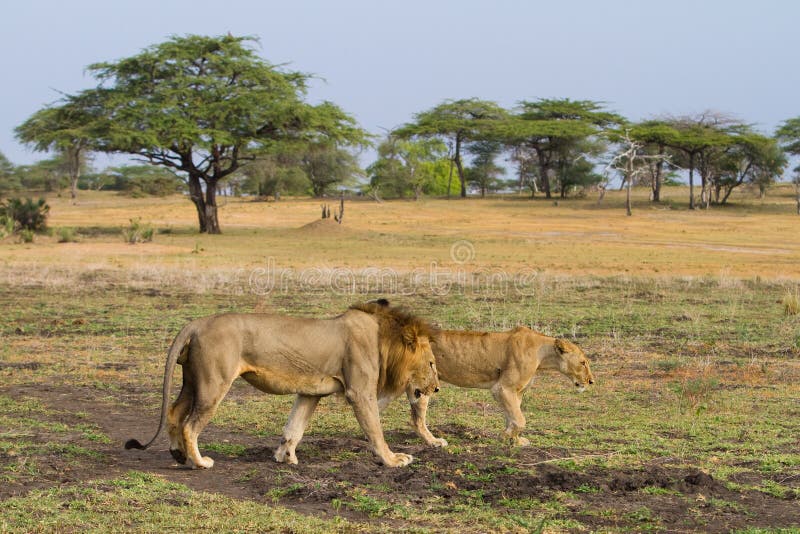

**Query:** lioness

left=126, top=302, right=439, bottom=468
left=410, top=327, right=594, bottom=447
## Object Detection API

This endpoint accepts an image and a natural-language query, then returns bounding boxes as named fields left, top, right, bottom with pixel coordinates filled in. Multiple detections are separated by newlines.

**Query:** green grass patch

left=0, top=472, right=363, bottom=532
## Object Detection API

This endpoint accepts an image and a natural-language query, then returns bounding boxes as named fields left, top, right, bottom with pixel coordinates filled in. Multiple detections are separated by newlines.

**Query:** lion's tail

left=124, top=321, right=196, bottom=451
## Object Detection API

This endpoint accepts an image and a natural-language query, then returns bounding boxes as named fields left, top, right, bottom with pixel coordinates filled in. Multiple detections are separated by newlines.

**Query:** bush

left=57, top=227, right=78, bottom=243
left=1, top=197, right=50, bottom=232
left=0, top=216, right=13, bottom=238
left=783, top=289, right=800, bottom=316
left=18, top=229, right=35, bottom=243
left=123, top=218, right=154, bottom=244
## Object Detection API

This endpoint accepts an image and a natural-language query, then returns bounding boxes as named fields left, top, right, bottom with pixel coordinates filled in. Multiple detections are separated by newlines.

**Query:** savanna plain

left=1, top=186, right=799, bottom=533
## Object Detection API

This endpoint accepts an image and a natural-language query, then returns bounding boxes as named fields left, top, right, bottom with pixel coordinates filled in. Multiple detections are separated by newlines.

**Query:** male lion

left=408, top=326, right=594, bottom=447
left=125, top=302, right=439, bottom=468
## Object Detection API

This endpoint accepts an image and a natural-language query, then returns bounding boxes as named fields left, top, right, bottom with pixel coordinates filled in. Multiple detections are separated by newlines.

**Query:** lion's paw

left=429, top=437, right=448, bottom=448
left=194, top=456, right=215, bottom=469
left=385, top=452, right=414, bottom=467
left=514, top=436, right=531, bottom=447
left=274, top=448, right=298, bottom=465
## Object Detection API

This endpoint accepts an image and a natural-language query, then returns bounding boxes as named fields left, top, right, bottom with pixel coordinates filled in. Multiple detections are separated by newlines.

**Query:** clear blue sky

left=2, top=0, right=799, bottom=168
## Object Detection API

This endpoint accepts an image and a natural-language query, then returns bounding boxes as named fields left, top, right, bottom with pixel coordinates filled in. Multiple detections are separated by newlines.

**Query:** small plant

left=653, top=359, right=681, bottom=373
left=0, top=216, right=13, bottom=238
left=122, top=218, right=154, bottom=244
left=18, top=229, right=35, bottom=243
left=1, top=197, right=49, bottom=232
left=782, top=288, right=799, bottom=316
left=56, top=227, right=78, bottom=243
left=670, top=375, right=719, bottom=413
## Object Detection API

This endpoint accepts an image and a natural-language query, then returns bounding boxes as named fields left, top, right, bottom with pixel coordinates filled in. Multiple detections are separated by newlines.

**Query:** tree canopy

left=15, top=34, right=369, bottom=233
left=394, top=98, right=507, bottom=198
left=496, top=99, right=623, bottom=198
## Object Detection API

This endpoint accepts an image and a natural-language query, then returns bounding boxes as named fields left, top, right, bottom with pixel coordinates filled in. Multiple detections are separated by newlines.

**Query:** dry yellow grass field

left=2, top=185, right=799, bottom=280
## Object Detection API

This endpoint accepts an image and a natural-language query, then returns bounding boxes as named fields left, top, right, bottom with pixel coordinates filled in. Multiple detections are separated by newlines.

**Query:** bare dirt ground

left=3, top=381, right=798, bottom=533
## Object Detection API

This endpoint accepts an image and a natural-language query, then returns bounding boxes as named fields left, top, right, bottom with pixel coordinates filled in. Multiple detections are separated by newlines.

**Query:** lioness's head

left=554, top=338, right=595, bottom=392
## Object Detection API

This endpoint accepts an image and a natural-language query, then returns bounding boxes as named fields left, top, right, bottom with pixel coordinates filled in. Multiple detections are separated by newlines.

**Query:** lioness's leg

left=167, top=384, right=193, bottom=464
left=182, top=378, right=235, bottom=469
left=274, top=394, right=320, bottom=465
left=491, top=384, right=529, bottom=446
left=407, top=392, right=447, bottom=447
left=346, top=388, right=412, bottom=467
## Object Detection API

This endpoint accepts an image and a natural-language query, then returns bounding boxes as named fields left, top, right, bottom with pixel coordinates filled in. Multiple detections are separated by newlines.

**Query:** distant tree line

left=4, top=33, right=800, bottom=233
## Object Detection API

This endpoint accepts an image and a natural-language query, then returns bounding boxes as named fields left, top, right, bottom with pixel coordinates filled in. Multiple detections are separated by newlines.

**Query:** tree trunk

left=626, top=162, right=632, bottom=216
left=446, top=154, right=454, bottom=199
left=68, top=146, right=81, bottom=204
left=652, top=150, right=663, bottom=202
left=204, top=178, right=221, bottom=234
left=454, top=137, right=466, bottom=198
left=537, top=151, right=552, bottom=199
left=796, top=186, right=800, bottom=215
left=720, top=186, right=734, bottom=204
left=688, top=153, right=695, bottom=210
left=187, top=174, right=208, bottom=233
left=70, top=172, right=79, bottom=203
left=703, top=176, right=712, bottom=209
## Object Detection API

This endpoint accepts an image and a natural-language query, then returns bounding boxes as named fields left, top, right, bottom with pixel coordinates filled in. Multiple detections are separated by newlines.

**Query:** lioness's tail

left=124, top=321, right=196, bottom=451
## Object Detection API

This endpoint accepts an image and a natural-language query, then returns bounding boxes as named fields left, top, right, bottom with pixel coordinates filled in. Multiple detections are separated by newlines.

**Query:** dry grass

left=4, top=185, right=800, bottom=281
left=782, top=288, right=800, bottom=315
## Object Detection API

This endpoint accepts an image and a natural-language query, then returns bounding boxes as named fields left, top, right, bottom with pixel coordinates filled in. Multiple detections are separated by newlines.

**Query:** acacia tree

left=301, top=142, right=363, bottom=197
left=660, top=113, right=737, bottom=209
left=776, top=117, right=800, bottom=214
left=17, top=35, right=367, bottom=233
left=627, top=120, right=680, bottom=202
left=465, top=140, right=504, bottom=197
left=714, top=132, right=785, bottom=203
left=367, top=136, right=449, bottom=200
left=498, top=99, right=622, bottom=199
left=15, top=104, right=95, bottom=203
left=394, top=98, right=506, bottom=198
left=0, top=151, right=18, bottom=197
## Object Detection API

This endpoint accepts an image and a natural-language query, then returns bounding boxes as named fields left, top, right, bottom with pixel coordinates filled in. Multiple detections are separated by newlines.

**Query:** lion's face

left=407, top=337, right=440, bottom=402
left=554, top=339, right=595, bottom=392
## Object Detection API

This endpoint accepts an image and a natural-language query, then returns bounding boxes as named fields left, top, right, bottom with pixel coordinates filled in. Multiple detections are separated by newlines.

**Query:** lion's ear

left=402, top=324, right=419, bottom=348
left=554, top=338, right=568, bottom=354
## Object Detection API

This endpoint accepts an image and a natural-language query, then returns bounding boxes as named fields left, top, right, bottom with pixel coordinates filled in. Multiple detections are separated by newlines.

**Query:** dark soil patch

left=2, top=384, right=799, bottom=532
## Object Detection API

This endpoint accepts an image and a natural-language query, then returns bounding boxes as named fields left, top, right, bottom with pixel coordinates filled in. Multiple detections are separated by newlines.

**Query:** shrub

left=57, top=227, right=78, bottom=243
left=123, top=218, right=154, bottom=244
left=0, top=216, right=13, bottom=238
left=782, top=289, right=800, bottom=316
left=18, top=229, right=35, bottom=243
left=1, top=197, right=50, bottom=232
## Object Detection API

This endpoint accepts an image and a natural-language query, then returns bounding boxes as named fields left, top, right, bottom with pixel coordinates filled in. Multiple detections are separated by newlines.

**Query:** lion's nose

left=589, top=379, right=594, bottom=385
left=434, top=387, right=440, bottom=393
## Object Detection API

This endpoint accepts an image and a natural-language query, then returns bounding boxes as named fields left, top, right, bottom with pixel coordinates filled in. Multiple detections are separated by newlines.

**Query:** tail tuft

left=373, top=298, right=390, bottom=307
left=125, top=438, right=146, bottom=450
